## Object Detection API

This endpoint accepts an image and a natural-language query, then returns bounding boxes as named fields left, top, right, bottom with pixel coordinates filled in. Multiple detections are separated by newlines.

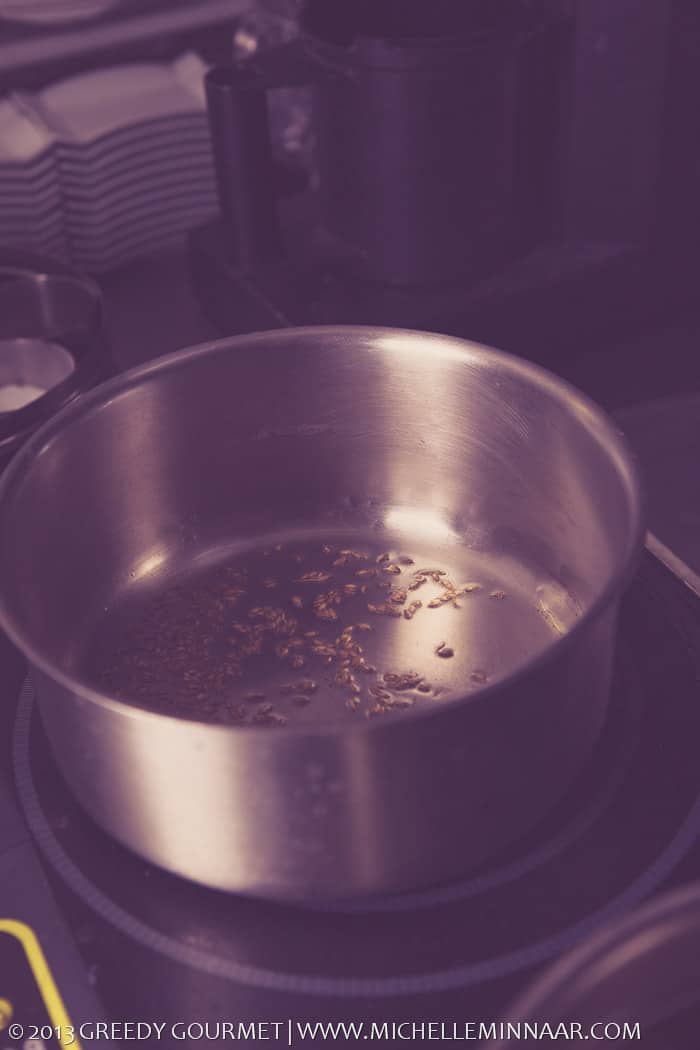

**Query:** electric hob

left=2, top=546, right=700, bottom=1048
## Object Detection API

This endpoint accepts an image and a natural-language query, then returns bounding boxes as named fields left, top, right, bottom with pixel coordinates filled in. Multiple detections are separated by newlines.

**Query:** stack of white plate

left=37, top=53, right=217, bottom=272
left=0, top=52, right=218, bottom=273
left=0, top=97, right=68, bottom=260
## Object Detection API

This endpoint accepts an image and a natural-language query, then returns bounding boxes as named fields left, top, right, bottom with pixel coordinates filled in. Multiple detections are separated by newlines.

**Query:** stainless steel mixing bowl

left=0, top=326, right=645, bottom=899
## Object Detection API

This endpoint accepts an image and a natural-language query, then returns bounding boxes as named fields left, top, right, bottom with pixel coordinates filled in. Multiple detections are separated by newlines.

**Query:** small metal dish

left=0, top=338, right=76, bottom=415
left=0, top=250, right=107, bottom=469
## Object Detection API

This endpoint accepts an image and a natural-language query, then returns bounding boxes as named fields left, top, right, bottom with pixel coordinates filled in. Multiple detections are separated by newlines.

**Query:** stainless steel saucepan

left=0, top=326, right=644, bottom=900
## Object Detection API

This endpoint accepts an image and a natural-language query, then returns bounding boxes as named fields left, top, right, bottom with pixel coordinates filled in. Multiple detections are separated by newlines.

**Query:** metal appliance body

left=309, top=24, right=552, bottom=286
left=0, top=327, right=644, bottom=899
left=205, top=0, right=566, bottom=284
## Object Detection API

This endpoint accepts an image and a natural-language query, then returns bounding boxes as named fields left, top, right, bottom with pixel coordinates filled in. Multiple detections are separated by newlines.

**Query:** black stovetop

left=3, top=549, right=700, bottom=1047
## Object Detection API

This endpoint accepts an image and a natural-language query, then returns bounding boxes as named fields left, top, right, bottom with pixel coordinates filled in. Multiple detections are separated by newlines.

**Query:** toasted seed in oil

left=356, top=623, right=372, bottom=632
left=310, top=638, right=335, bottom=655
left=321, top=544, right=334, bottom=556
left=346, top=696, right=361, bottom=712
left=334, top=666, right=355, bottom=686
left=280, top=678, right=317, bottom=695
left=313, top=591, right=340, bottom=621
left=489, top=589, right=507, bottom=600
left=355, top=567, right=377, bottom=578
left=404, top=600, right=422, bottom=620
left=434, top=589, right=462, bottom=608
left=383, top=694, right=414, bottom=710
left=435, top=642, right=454, bottom=658
left=398, top=556, right=415, bottom=565
left=383, top=563, right=402, bottom=575
left=253, top=709, right=287, bottom=727
left=289, top=654, right=306, bottom=669
left=383, top=671, right=422, bottom=691
left=417, top=683, right=432, bottom=693
left=388, top=588, right=408, bottom=604
left=470, top=669, right=488, bottom=684
left=225, top=703, right=247, bottom=722
left=408, top=579, right=426, bottom=593
left=296, top=570, right=333, bottom=583
left=461, top=582, right=482, bottom=593
left=376, top=552, right=390, bottom=564
left=370, top=685, right=392, bottom=700
left=367, top=602, right=402, bottom=618
left=291, top=595, right=304, bottom=608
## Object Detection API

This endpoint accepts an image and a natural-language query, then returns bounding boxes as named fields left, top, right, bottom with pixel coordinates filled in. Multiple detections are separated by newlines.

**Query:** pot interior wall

left=0, top=329, right=637, bottom=678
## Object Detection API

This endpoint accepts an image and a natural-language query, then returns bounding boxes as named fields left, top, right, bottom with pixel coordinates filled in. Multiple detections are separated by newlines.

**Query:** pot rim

left=0, top=325, right=647, bottom=738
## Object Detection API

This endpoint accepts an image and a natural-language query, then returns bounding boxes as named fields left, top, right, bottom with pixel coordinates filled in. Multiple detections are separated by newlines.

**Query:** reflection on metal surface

left=646, top=531, right=700, bottom=600
left=383, top=506, right=457, bottom=544
left=130, top=550, right=168, bottom=582
left=616, top=395, right=700, bottom=588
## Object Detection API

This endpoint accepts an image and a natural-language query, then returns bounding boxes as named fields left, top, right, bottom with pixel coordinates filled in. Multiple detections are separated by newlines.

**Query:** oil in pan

left=83, top=528, right=582, bottom=729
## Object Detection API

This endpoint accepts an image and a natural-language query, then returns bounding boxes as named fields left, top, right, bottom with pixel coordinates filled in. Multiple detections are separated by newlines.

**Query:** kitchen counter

left=98, top=246, right=219, bottom=370
left=98, top=242, right=700, bottom=413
